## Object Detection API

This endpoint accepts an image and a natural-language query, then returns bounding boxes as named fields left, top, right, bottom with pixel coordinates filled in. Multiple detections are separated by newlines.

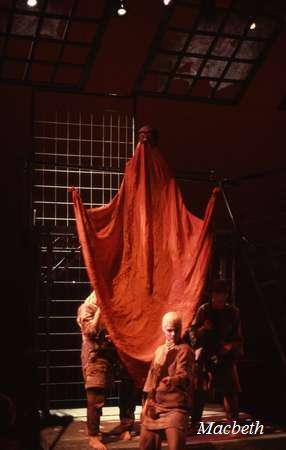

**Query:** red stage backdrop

left=71, top=142, right=218, bottom=385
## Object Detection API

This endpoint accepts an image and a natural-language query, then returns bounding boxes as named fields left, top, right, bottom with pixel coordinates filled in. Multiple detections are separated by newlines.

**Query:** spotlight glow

left=250, top=22, right=256, bottom=30
left=163, top=0, right=172, bottom=4
left=117, top=3, right=127, bottom=16
left=27, top=0, right=37, bottom=6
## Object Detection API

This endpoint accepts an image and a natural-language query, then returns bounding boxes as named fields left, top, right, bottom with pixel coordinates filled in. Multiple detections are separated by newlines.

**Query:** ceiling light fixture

left=27, top=0, right=37, bottom=6
left=117, top=2, right=127, bottom=16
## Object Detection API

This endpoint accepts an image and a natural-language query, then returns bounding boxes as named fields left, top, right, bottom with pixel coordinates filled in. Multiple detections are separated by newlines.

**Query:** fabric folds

left=71, top=142, right=219, bottom=385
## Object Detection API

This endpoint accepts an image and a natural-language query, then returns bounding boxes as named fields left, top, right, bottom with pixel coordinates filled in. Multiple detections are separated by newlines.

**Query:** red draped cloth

left=71, top=142, right=219, bottom=386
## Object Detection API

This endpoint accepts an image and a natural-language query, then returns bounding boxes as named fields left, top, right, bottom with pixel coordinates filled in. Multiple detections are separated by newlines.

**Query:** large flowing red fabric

left=71, top=142, right=219, bottom=386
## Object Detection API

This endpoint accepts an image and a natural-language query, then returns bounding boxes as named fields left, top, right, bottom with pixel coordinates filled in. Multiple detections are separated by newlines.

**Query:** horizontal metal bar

left=148, top=69, right=246, bottom=84
left=39, top=348, right=80, bottom=352
left=0, top=7, right=101, bottom=23
left=37, top=332, right=81, bottom=335
left=42, top=280, right=89, bottom=284
left=38, top=315, right=76, bottom=319
left=167, top=26, right=276, bottom=42
left=0, top=78, right=80, bottom=90
left=0, top=32, right=91, bottom=47
left=35, top=120, right=133, bottom=127
left=40, top=249, right=81, bottom=254
left=39, top=365, right=81, bottom=369
left=32, top=160, right=215, bottom=178
left=34, top=137, right=133, bottom=144
left=36, top=217, right=75, bottom=221
left=229, top=167, right=286, bottom=184
left=33, top=165, right=125, bottom=174
left=33, top=85, right=135, bottom=98
left=2, top=56, right=83, bottom=68
left=157, top=48, right=264, bottom=65
left=41, top=265, right=86, bottom=270
left=40, top=381, right=83, bottom=386
left=47, top=398, right=118, bottom=403
left=39, top=299, right=83, bottom=303
left=35, top=201, right=100, bottom=206
left=135, top=90, right=235, bottom=105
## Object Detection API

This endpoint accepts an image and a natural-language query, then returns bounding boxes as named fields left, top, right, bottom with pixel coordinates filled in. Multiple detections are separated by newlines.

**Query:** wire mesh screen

left=32, top=111, right=134, bottom=410
left=33, top=112, right=134, bottom=226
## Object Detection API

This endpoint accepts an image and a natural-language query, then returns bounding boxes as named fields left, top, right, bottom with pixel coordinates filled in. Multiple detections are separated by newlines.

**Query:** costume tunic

left=189, top=302, right=243, bottom=392
left=77, top=292, right=114, bottom=389
left=77, top=292, right=136, bottom=436
left=142, top=343, right=192, bottom=431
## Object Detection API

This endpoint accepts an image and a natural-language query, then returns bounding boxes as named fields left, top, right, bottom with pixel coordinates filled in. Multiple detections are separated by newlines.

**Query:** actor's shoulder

left=154, top=344, right=165, bottom=354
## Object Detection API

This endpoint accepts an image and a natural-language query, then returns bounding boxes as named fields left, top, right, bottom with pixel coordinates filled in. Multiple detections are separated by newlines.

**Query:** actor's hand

left=194, top=347, right=203, bottom=361
left=105, top=334, right=112, bottom=342
left=161, top=376, right=172, bottom=387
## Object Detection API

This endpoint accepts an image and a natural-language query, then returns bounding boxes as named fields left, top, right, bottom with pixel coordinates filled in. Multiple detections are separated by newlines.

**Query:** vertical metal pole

left=44, top=229, right=53, bottom=416
left=218, top=252, right=227, bottom=280
left=132, top=94, right=137, bottom=153
left=219, top=182, right=286, bottom=373
left=231, top=240, right=237, bottom=305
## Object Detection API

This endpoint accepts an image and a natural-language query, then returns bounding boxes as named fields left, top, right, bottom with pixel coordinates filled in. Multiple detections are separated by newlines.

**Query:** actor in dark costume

left=77, top=292, right=136, bottom=450
left=187, top=279, right=243, bottom=428
left=140, top=312, right=193, bottom=450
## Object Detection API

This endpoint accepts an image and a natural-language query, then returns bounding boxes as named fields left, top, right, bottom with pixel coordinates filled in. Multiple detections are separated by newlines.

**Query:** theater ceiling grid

left=134, top=0, right=283, bottom=104
left=0, top=0, right=110, bottom=90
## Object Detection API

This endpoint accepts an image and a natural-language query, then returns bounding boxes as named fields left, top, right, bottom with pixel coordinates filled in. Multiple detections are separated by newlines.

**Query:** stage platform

left=40, top=404, right=286, bottom=450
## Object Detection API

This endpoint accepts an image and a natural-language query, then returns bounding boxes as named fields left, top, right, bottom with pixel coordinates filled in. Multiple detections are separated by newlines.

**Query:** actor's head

left=211, top=279, right=230, bottom=309
left=138, top=125, right=158, bottom=146
left=162, top=311, right=182, bottom=345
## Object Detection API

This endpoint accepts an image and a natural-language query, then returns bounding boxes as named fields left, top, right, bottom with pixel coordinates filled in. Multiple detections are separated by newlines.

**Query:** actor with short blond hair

left=140, top=311, right=193, bottom=450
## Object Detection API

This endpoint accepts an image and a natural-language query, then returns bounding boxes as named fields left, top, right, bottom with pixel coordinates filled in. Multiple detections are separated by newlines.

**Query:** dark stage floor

left=39, top=404, right=286, bottom=450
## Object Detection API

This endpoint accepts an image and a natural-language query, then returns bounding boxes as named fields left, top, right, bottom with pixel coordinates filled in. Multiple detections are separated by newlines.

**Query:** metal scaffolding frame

left=31, top=106, right=134, bottom=410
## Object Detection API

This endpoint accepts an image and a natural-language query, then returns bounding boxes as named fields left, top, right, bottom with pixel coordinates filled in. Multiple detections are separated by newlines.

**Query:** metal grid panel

left=134, top=0, right=283, bottom=104
left=32, top=110, right=134, bottom=409
left=33, top=111, right=133, bottom=226
left=0, top=0, right=111, bottom=89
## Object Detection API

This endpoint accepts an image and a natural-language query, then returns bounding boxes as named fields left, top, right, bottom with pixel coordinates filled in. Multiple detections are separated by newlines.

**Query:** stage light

left=27, top=0, right=37, bottom=6
left=117, top=2, right=127, bottom=16
left=249, top=22, right=256, bottom=30
left=163, top=0, right=172, bottom=5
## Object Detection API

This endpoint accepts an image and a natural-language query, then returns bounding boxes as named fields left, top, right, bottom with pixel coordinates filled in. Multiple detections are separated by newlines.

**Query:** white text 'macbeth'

left=197, top=420, right=264, bottom=435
